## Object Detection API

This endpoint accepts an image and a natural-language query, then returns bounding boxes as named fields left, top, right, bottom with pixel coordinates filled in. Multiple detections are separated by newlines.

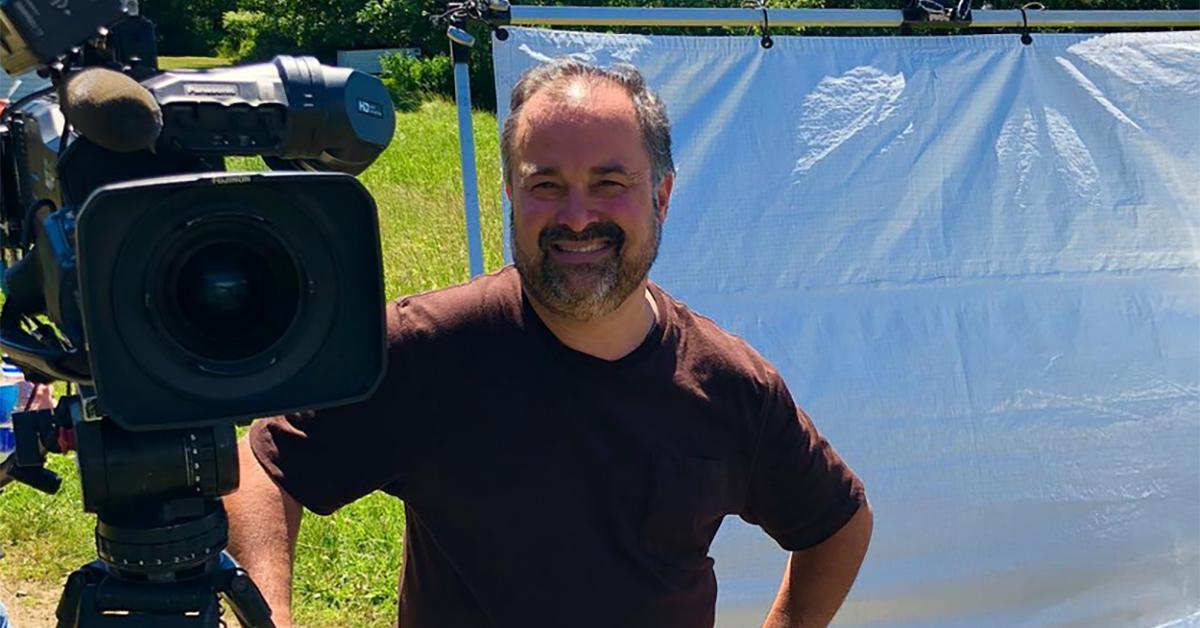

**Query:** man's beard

left=513, top=204, right=661, bottom=322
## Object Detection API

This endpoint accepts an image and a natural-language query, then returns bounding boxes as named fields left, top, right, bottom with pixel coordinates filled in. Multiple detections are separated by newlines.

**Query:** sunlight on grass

left=158, top=56, right=232, bottom=70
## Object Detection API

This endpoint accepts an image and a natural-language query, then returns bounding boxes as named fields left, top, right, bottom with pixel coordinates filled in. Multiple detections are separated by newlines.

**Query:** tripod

left=7, top=397, right=275, bottom=627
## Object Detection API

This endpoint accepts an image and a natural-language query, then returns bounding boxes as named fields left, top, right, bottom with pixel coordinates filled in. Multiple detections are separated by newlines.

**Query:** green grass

left=0, top=99, right=505, bottom=627
left=158, top=56, right=233, bottom=70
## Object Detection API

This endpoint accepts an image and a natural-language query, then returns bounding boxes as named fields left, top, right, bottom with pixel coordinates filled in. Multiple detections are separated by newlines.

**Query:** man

left=226, top=58, right=872, bottom=628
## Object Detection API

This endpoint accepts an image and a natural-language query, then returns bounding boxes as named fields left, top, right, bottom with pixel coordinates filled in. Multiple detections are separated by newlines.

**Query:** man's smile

left=549, top=238, right=617, bottom=263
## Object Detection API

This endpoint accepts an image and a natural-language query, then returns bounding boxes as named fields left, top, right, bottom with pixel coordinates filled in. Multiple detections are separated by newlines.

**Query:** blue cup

left=0, top=382, right=18, bottom=459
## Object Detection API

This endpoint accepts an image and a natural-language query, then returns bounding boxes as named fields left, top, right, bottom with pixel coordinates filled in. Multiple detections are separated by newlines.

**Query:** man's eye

left=597, top=180, right=625, bottom=188
left=531, top=182, right=559, bottom=190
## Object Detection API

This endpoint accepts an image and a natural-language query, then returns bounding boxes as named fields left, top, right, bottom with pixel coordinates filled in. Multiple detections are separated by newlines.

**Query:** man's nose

left=556, top=187, right=599, bottom=233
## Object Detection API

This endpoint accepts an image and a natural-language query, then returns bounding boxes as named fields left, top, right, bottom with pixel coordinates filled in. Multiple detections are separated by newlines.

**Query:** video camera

left=0, top=0, right=397, bottom=625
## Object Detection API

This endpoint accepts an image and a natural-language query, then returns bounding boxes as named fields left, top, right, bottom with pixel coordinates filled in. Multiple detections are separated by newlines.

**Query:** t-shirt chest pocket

left=642, top=453, right=742, bottom=565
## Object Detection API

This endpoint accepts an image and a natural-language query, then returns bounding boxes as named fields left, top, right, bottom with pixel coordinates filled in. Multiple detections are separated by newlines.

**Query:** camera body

left=0, top=6, right=396, bottom=430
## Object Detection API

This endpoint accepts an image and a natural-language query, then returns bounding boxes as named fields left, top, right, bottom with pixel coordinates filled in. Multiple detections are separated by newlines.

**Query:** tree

left=142, top=0, right=238, bottom=56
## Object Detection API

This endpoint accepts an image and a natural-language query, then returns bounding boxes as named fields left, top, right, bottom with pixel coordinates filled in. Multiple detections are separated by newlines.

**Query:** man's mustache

left=537, top=222, right=626, bottom=251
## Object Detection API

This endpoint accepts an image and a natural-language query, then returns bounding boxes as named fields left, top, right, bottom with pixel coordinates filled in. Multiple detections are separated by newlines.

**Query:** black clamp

left=1018, top=2, right=1045, bottom=45
left=901, top=0, right=973, bottom=27
left=433, top=0, right=513, bottom=44
left=742, top=0, right=774, bottom=49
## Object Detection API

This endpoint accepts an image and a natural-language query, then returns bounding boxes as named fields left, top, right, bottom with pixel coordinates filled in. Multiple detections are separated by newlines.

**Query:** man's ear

left=656, top=171, right=675, bottom=222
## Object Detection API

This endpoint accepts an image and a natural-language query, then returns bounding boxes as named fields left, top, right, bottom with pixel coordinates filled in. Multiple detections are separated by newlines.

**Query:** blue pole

left=449, top=26, right=486, bottom=278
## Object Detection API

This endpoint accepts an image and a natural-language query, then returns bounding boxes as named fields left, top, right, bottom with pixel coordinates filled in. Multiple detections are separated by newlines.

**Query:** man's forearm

left=226, top=434, right=303, bottom=627
left=763, top=502, right=873, bottom=628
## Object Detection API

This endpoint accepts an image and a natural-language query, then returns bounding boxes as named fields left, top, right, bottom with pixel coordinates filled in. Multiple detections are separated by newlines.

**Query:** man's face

left=508, top=80, right=673, bottom=322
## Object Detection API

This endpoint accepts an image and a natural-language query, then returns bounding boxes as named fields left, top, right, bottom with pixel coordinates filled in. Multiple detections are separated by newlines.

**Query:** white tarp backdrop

left=491, top=29, right=1200, bottom=627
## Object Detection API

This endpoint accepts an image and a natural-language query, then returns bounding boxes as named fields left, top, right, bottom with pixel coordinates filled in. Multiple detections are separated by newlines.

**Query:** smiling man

left=507, top=68, right=672, bottom=361
left=226, top=59, right=872, bottom=628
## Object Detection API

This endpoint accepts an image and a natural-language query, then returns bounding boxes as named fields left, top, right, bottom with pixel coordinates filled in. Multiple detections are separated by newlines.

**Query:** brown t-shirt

left=250, top=266, right=865, bottom=628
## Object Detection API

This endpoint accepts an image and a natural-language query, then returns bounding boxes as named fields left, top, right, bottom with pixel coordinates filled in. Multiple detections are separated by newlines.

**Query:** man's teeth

left=556, top=241, right=608, bottom=253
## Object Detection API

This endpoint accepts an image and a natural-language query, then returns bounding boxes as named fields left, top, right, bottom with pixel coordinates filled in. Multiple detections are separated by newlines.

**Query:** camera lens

left=177, top=243, right=275, bottom=337
left=79, top=173, right=384, bottom=426
left=154, top=217, right=302, bottom=363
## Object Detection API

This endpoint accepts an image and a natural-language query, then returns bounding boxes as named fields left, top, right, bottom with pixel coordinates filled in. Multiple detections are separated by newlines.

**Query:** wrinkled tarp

left=492, top=29, right=1200, bottom=627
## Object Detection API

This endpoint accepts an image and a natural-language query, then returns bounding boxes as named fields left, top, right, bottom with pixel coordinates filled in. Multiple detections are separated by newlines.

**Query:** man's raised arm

left=225, top=434, right=303, bottom=627
left=762, top=503, right=873, bottom=628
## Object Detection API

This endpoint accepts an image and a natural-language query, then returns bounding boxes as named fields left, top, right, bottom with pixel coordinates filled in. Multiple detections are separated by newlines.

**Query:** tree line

left=142, top=0, right=1193, bottom=110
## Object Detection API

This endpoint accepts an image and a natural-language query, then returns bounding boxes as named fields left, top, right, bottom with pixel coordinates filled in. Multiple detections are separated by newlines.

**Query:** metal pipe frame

left=450, top=38, right=486, bottom=278
left=506, top=6, right=1200, bottom=29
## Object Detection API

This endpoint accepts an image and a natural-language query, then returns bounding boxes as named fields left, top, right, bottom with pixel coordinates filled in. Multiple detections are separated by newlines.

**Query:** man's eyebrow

left=591, top=163, right=635, bottom=176
left=519, top=164, right=639, bottom=177
left=520, top=165, right=558, bottom=177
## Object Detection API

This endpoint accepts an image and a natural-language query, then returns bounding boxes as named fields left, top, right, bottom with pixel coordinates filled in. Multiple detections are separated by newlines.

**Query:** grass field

left=158, top=56, right=234, bottom=70
left=0, top=84, right=506, bottom=625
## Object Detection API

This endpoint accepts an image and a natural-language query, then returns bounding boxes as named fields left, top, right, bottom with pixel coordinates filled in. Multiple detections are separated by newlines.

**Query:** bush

left=219, top=10, right=297, bottom=61
left=218, top=0, right=365, bottom=63
left=142, top=0, right=237, bottom=56
left=380, top=54, right=453, bottom=112
left=213, top=0, right=497, bottom=109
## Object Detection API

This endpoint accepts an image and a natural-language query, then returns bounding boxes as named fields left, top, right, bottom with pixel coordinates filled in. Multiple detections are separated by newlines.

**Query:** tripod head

left=4, top=395, right=274, bottom=626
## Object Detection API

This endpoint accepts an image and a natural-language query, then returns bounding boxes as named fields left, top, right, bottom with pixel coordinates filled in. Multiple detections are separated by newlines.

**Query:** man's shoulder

left=387, top=266, right=523, bottom=343
left=657, top=287, right=785, bottom=393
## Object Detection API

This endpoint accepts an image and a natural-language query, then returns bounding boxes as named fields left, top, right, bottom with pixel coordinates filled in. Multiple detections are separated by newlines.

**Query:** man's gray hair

left=501, top=58, right=675, bottom=191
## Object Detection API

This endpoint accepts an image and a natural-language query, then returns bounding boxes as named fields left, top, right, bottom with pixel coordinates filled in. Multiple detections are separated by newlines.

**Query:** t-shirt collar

left=519, top=281, right=670, bottom=369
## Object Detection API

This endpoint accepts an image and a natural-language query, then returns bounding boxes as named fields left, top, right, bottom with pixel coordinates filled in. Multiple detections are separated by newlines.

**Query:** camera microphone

left=60, top=67, right=163, bottom=153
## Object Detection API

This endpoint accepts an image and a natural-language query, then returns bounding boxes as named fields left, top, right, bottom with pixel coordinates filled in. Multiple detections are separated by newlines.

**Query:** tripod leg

left=216, top=553, right=275, bottom=628
left=56, top=562, right=107, bottom=628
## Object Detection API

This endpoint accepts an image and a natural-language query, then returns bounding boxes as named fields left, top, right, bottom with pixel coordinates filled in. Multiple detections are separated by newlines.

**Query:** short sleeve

left=250, top=299, right=431, bottom=515
left=741, top=378, right=866, bottom=551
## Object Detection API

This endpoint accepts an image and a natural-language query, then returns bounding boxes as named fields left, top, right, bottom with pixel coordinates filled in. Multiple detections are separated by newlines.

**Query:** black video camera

left=0, top=0, right=395, bottom=428
left=0, top=2, right=397, bottom=624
